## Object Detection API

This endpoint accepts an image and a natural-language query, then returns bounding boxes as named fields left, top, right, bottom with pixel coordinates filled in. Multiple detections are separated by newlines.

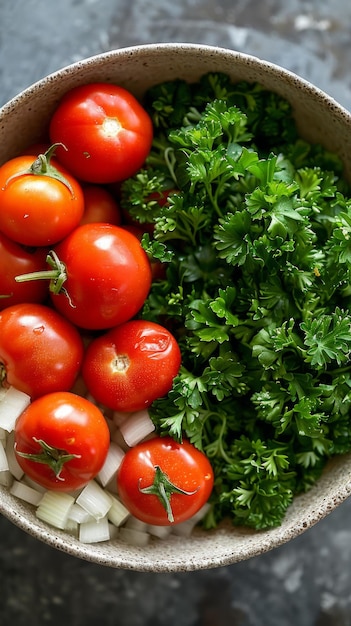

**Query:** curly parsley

left=121, top=72, right=351, bottom=530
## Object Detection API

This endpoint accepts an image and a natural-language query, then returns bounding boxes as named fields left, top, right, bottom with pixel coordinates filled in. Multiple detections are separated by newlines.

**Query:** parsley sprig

left=121, top=73, right=351, bottom=530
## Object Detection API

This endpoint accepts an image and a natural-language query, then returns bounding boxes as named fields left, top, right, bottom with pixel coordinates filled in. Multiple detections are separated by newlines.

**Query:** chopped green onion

left=119, top=409, right=155, bottom=447
left=36, top=491, right=75, bottom=529
left=75, top=480, right=112, bottom=520
left=0, top=386, right=31, bottom=432
left=97, top=442, right=125, bottom=487
left=10, top=480, right=43, bottom=506
left=79, top=516, right=110, bottom=543
left=107, top=495, right=130, bottom=527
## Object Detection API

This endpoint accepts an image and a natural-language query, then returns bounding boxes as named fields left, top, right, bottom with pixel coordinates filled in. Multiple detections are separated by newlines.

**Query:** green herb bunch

left=121, top=72, right=351, bottom=530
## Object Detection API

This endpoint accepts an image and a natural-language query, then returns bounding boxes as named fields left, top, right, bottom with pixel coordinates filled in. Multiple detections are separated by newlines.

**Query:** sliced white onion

left=36, top=491, right=75, bottom=530
left=0, top=386, right=31, bottom=432
left=0, top=470, right=12, bottom=487
left=171, top=503, right=211, bottom=537
left=68, top=502, right=94, bottom=524
left=0, top=427, right=6, bottom=443
left=113, top=410, right=131, bottom=427
left=97, top=442, right=125, bottom=487
left=75, top=480, right=112, bottom=520
left=119, top=526, right=150, bottom=547
left=119, top=409, right=155, bottom=447
left=147, top=524, right=173, bottom=539
left=0, top=441, right=9, bottom=472
left=5, top=431, right=24, bottom=480
left=10, top=480, right=43, bottom=506
left=107, top=495, right=130, bottom=527
left=79, top=516, right=110, bottom=543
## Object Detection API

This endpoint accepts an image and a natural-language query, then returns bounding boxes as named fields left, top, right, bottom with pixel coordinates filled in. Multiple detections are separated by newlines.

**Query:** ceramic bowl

left=1, top=43, right=351, bottom=572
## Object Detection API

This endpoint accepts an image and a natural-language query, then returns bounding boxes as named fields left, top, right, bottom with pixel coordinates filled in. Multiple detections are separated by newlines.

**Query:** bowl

left=1, top=42, right=351, bottom=572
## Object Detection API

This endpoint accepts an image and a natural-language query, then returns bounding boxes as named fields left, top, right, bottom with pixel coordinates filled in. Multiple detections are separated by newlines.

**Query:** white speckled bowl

left=1, top=43, right=351, bottom=572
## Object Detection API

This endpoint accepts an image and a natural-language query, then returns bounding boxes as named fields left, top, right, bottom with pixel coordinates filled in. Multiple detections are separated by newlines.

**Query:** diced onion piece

left=79, top=516, right=110, bottom=543
left=119, top=409, right=155, bottom=447
left=36, top=491, right=75, bottom=530
left=113, top=410, right=131, bottom=427
left=147, top=524, right=173, bottom=539
left=10, top=480, right=43, bottom=506
left=0, top=470, right=12, bottom=487
left=171, top=503, right=211, bottom=537
left=5, top=431, right=24, bottom=480
left=0, top=386, right=31, bottom=432
left=119, top=526, right=150, bottom=547
left=107, top=495, right=130, bottom=527
left=0, top=427, right=6, bottom=443
left=124, top=515, right=149, bottom=533
left=108, top=522, right=119, bottom=540
left=0, top=441, right=9, bottom=472
left=64, top=518, right=79, bottom=534
left=97, top=442, right=125, bottom=487
left=22, top=475, right=47, bottom=493
left=68, top=503, right=94, bottom=524
left=75, top=480, right=112, bottom=520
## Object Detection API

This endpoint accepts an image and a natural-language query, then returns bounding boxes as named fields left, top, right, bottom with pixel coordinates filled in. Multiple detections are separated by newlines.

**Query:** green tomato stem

left=15, top=437, right=81, bottom=481
left=15, top=250, right=67, bottom=295
left=138, top=464, right=199, bottom=523
left=5, top=143, right=74, bottom=195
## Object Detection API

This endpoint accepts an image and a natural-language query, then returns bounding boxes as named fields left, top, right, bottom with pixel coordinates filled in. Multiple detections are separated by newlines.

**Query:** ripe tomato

left=0, top=151, right=84, bottom=246
left=0, top=303, right=84, bottom=399
left=0, top=232, right=49, bottom=310
left=82, top=320, right=181, bottom=412
left=47, top=223, right=152, bottom=330
left=117, top=436, right=214, bottom=525
left=49, top=83, right=153, bottom=184
left=79, top=185, right=122, bottom=226
left=14, top=391, right=110, bottom=491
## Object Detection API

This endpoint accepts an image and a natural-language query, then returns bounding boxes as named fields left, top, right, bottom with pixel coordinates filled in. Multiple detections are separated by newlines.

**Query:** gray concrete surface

left=1, top=1, right=351, bottom=625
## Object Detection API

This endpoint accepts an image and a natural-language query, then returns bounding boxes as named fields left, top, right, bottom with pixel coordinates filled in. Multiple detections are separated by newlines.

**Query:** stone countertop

left=1, top=1, right=351, bottom=625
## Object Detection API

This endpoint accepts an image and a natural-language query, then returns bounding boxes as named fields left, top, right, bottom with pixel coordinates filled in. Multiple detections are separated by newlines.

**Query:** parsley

left=121, top=73, right=351, bottom=530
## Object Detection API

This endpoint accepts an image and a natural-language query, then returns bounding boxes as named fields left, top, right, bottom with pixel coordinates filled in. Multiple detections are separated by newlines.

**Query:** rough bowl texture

left=1, top=43, right=351, bottom=572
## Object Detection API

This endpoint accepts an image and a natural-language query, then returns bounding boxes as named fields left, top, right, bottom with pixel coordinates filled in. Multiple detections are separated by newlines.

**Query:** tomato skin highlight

left=0, top=303, right=84, bottom=399
left=50, top=223, right=152, bottom=330
left=117, top=437, right=214, bottom=526
left=0, top=154, right=85, bottom=247
left=82, top=319, right=182, bottom=412
left=14, top=391, right=110, bottom=491
left=49, top=83, right=153, bottom=184
left=0, top=232, right=49, bottom=310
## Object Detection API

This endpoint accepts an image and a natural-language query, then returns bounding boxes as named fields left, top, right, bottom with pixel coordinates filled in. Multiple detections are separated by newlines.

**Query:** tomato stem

left=15, top=437, right=81, bottom=481
left=15, top=250, right=73, bottom=302
left=138, top=464, right=199, bottom=523
left=4, top=143, right=74, bottom=195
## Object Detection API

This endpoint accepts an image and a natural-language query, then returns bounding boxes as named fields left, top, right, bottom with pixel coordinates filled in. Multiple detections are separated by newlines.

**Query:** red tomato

left=0, top=303, right=84, bottom=399
left=48, top=223, right=152, bottom=330
left=49, top=83, right=153, bottom=184
left=0, top=153, right=84, bottom=246
left=0, top=232, right=49, bottom=310
left=117, top=436, right=214, bottom=525
left=82, top=319, right=181, bottom=412
left=14, top=391, right=110, bottom=491
left=80, top=185, right=122, bottom=226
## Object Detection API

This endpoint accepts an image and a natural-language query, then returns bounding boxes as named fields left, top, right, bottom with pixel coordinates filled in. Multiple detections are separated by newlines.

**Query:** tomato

left=0, top=151, right=84, bottom=246
left=49, top=83, right=153, bottom=184
left=80, top=185, right=122, bottom=226
left=82, top=320, right=181, bottom=412
left=117, top=436, right=214, bottom=525
left=44, top=223, right=152, bottom=330
left=0, top=303, right=84, bottom=399
left=14, top=391, right=110, bottom=491
left=0, top=232, right=49, bottom=310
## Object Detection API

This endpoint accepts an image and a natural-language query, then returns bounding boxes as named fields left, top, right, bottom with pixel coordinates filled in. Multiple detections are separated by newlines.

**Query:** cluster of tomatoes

left=0, top=82, right=214, bottom=526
